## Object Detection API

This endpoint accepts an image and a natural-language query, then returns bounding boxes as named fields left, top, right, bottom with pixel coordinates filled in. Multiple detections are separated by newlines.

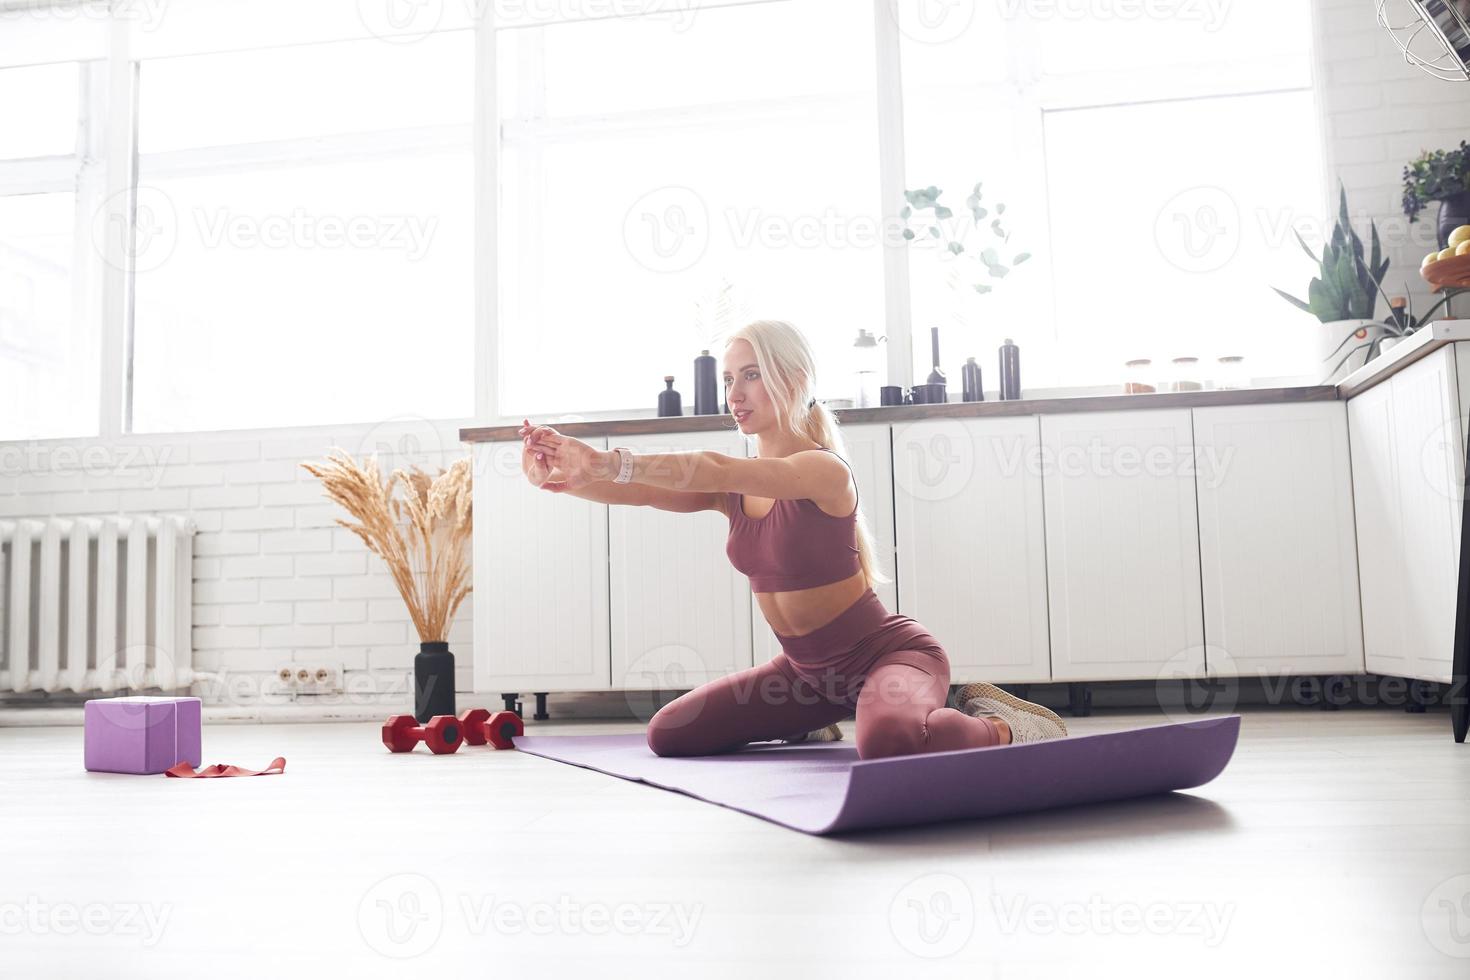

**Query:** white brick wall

left=1312, top=0, right=1470, bottom=317
left=0, top=418, right=475, bottom=710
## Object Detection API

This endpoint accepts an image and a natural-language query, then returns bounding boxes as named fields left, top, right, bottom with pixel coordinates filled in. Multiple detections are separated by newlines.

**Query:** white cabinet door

left=609, top=430, right=751, bottom=691
left=1194, top=401, right=1363, bottom=676
left=1041, top=410, right=1205, bottom=681
left=893, top=415, right=1051, bottom=683
left=1391, top=347, right=1463, bottom=682
left=473, top=437, right=610, bottom=693
left=751, top=424, right=898, bottom=666
left=1348, top=379, right=1412, bottom=678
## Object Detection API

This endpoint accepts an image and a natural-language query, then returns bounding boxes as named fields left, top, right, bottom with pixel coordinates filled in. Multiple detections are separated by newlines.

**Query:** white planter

left=1318, top=318, right=1380, bottom=384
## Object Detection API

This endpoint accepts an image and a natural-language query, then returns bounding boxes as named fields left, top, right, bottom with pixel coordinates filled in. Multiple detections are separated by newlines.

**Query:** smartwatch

left=611, top=446, right=635, bottom=484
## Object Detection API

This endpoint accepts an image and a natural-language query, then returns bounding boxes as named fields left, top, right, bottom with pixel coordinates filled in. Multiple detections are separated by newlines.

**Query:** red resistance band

left=165, top=757, right=287, bottom=778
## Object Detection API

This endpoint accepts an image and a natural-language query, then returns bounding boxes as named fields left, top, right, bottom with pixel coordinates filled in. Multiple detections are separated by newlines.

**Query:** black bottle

left=414, top=641, right=456, bottom=723
left=962, top=357, right=984, bottom=402
left=998, top=338, right=1021, bottom=400
left=927, top=327, right=946, bottom=385
left=693, top=349, right=718, bottom=414
left=657, top=376, right=683, bottom=417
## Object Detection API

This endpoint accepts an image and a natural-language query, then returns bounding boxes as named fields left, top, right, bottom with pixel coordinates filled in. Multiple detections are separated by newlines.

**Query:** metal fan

left=1377, top=0, right=1470, bottom=80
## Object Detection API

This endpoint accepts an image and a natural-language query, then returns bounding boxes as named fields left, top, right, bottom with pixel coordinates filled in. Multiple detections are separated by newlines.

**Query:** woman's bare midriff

left=731, top=488, right=866, bottom=638
left=753, top=568, right=868, bottom=637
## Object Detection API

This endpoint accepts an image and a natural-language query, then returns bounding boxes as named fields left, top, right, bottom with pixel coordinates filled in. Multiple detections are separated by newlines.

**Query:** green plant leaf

left=1292, top=227, right=1320, bottom=264
left=1323, top=322, right=1370, bottom=362
left=973, top=284, right=992, bottom=294
left=902, top=228, right=915, bottom=240
left=1308, top=276, right=1341, bottom=322
left=948, top=241, right=964, bottom=255
left=1013, top=252, right=1031, bottom=264
left=1272, top=285, right=1313, bottom=314
left=996, top=203, right=1006, bottom=215
left=928, top=227, right=940, bottom=238
left=972, top=206, right=988, bottom=221
left=989, top=264, right=1009, bottom=278
left=1413, top=292, right=1453, bottom=328
left=900, top=205, right=911, bottom=219
left=934, top=205, right=953, bottom=219
left=981, top=247, right=999, bottom=267
left=1327, top=340, right=1372, bottom=380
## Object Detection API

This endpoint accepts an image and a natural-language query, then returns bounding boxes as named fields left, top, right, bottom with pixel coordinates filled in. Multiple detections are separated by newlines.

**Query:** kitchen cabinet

left=893, top=416, right=1051, bottom=683
left=1041, top=410, right=1205, bottom=681
left=473, top=435, right=611, bottom=692
left=1193, top=402, right=1363, bottom=676
left=1349, top=347, right=1464, bottom=683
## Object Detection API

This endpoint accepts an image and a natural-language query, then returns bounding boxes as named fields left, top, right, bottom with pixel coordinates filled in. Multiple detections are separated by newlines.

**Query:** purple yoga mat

left=514, top=715, right=1240, bottom=835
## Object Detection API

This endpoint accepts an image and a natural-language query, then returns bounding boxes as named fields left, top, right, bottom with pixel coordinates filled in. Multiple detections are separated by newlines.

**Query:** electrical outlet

left=273, top=662, right=344, bottom=695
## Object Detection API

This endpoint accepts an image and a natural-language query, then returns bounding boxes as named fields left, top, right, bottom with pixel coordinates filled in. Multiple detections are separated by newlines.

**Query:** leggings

left=645, top=588, right=1004, bottom=760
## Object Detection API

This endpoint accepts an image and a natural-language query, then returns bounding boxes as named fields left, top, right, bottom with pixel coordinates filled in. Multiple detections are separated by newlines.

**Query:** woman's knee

left=646, top=695, right=707, bottom=757
left=855, top=711, right=928, bottom=760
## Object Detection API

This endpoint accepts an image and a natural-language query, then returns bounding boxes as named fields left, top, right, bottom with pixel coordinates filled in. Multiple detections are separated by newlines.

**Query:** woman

left=519, top=319, right=1068, bottom=760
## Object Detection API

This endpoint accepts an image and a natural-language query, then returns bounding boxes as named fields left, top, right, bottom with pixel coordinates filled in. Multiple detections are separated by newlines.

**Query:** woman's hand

left=524, top=425, right=615, bottom=493
left=518, top=419, right=559, bottom=488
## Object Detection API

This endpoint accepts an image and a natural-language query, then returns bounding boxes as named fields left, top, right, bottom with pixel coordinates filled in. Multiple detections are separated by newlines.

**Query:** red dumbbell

left=458, top=708, right=491, bottom=745
left=381, top=714, right=464, bottom=754
left=481, top=710, right=524, bottom=749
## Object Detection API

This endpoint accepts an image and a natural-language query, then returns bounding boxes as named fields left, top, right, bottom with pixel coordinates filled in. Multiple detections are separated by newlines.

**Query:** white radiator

left=0, top=515, right=196, bottom=694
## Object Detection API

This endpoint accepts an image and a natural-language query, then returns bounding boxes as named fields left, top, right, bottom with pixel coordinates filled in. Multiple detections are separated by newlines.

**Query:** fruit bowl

left=1421, top=253, right=1470, bottom=291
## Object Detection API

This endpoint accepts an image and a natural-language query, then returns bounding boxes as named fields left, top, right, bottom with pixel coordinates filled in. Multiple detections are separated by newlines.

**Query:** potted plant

left=1326, top=276, right=1452, bottom=377
left=1272, top=183, right=1389, bottom=383
left=1402, top=140, right=1470, bottom=250
left=900, top=181, right=1031, bottom=398
left=301, top=451, right=473, bottom=723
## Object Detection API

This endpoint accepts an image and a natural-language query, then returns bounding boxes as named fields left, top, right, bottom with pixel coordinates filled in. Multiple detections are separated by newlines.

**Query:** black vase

left=693, top=350, right=718, bottom=415
left=414, top=641, right=456, bottom=723
left=1437, top=191, right=1470, bottom=250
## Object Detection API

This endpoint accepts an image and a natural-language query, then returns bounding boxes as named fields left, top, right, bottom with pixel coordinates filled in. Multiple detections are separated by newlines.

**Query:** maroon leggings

left=645, top=588, right=1004, bottom=760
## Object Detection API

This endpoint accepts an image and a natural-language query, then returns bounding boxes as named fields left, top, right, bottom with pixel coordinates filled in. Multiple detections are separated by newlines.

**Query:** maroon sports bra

left=725, top=447, right=862, bottom=593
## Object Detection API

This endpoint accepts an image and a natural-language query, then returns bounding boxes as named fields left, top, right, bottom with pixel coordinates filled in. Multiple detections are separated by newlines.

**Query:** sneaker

left=781, top=723, right=844, bottom=744
left=953, top=682, right=1068, bottom=744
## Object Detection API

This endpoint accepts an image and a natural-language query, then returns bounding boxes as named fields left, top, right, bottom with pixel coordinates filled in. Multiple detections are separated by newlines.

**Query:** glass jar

left=1170, top=356, right=1202, bottom=392
left=1215, top=355, right=1246, bottom=390
left=851, top=328, right=882, bottom=409
left=1123, top=358, right=1155, bottom=394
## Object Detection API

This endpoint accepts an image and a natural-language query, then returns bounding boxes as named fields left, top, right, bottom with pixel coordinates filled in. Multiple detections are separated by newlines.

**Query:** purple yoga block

left=84, top=696, right=202, bottom=775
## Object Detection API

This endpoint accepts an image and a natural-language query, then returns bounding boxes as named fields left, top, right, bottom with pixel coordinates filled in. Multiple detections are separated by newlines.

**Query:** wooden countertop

left=460, top=385, right=1336, bottom=443
left=1336, top=319, right=1470, bottom=398
left=459, top=318, right=1470, bottom=444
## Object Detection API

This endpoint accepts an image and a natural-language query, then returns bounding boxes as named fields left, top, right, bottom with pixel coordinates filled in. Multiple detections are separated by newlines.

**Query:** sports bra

left=724, top=447, right=862, bottom=593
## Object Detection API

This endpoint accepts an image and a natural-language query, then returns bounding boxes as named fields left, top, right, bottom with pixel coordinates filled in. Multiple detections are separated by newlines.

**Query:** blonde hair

left=725, top=319, right=893, bottom=589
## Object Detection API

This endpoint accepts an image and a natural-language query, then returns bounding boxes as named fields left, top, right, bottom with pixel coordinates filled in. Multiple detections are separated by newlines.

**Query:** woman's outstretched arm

left=527, top=426, right=848, bottom=503
left=519, top=421, right=724, bottom=515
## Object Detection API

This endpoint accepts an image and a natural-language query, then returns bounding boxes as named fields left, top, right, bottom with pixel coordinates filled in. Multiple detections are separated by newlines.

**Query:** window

left=129, top=32, right=476, bottom=432
left=897, top=0, right=1322, bottom=389
left=0, top=1, right=1330, bottom=439
left=495, top=0, right=886, bottom=417
left=0, top=61, right=102, bottom=441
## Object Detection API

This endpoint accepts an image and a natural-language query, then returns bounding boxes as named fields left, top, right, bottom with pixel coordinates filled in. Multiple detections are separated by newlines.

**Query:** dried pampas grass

left=301, top=450, right=473, bottom=643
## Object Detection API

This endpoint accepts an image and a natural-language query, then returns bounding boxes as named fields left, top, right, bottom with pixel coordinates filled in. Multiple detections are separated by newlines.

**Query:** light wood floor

left=3, top=706, right=1468, bottom=978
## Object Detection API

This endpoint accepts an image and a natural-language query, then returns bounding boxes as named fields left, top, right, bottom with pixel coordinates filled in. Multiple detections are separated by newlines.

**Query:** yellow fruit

left=1449, top=224, right=1470, bottom=249
left=1425, top=251, right=1441, bottom=266
left=1458, top=241, right=1470, bottom=257
left=1440, top=247, right=1457, bottom=261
